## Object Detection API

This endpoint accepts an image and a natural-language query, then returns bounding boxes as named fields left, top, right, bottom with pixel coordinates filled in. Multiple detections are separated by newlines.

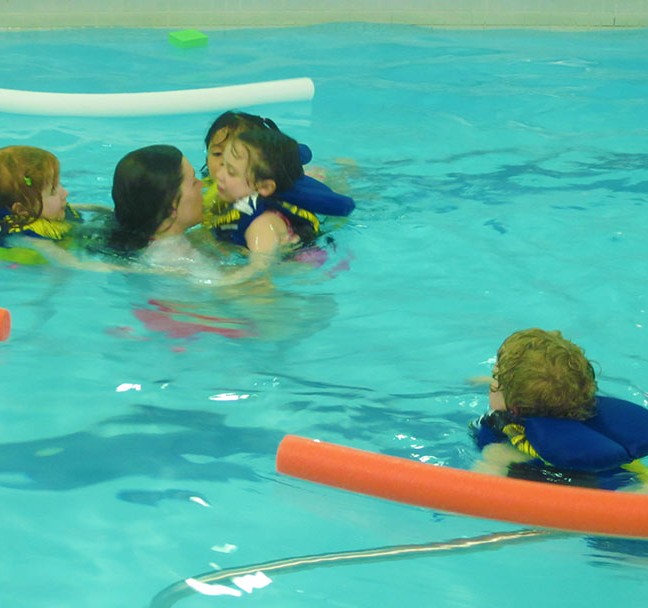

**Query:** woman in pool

left=109, top=144, right=257, bottom=285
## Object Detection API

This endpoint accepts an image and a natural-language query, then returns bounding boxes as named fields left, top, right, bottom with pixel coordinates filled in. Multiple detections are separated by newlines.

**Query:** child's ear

left=10, top=202, right=30, bottom=218
left=256, top=179, right=277, bottom=197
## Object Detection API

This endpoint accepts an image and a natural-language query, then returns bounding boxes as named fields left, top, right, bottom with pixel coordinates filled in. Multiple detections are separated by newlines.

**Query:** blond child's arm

left=467, top=375, right=492, bottom=386
left=472, top=443, right=533, bottom=477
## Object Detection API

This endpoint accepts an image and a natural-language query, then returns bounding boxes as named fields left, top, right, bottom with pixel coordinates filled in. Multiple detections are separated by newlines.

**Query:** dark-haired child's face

left=216, top=140, right=254, bottom=203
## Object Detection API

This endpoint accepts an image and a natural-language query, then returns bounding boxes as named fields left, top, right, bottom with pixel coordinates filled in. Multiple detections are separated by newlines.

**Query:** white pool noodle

left=0, top=78, right=315, bottom=117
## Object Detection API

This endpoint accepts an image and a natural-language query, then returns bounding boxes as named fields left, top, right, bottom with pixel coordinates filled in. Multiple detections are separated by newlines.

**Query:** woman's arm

left=22, top=238, right=129, bottom=273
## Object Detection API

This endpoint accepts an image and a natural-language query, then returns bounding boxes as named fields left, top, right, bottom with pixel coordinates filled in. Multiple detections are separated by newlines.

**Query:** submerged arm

left=22, top=238, right=129, bottom=273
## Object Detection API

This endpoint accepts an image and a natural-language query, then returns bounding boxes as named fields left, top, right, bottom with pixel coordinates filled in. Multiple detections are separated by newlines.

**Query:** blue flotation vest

left=204, top=175, right=354, bottom=242
left=472, top=396, right=648, bottom=483
left=290, top=142, right=354, bottom=217
left=209, top=193, right=320, bottom=248
left=205, top=179, right=354, bottom=248
left=280, top=174, right=355, bottom=217
left=0, top=204, right=81, bottom=240
left=203, top=141, right=355, bottom=248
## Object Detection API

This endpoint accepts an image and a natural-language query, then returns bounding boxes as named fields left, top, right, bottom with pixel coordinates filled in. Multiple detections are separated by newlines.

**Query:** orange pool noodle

left=0, top=308, right=10, bottom=341
left=276, top=435, right=648, bottom=539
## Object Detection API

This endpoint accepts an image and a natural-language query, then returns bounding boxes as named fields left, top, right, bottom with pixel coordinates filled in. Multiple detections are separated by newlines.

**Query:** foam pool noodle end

left=0, top=308, right=10, bottom=341
left=168, top=29, right=208, bottom=49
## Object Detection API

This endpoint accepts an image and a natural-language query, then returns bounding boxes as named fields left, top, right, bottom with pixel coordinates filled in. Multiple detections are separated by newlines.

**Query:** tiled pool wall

left=1, top=0, right=648, bottom=29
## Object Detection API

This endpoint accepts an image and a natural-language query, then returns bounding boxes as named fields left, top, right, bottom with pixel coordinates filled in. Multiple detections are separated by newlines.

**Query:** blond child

left=472, top=328, right=648, bottom=488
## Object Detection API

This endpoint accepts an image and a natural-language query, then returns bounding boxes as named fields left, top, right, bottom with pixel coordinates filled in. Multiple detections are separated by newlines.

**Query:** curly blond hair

left=492, top=328, right=597, bottom=420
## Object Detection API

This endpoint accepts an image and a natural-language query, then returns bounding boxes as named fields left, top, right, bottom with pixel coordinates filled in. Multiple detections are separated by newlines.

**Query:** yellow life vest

left=1, top=204, right=80, bottom=241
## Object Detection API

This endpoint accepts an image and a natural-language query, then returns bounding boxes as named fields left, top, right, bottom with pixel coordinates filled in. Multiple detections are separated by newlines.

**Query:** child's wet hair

left=235, top=128, right=304, bottom=193
left=202, top=111, right=281, bottom=178
left=492, top=328, right=597, bottom=420
left=0, top=146, right=60, bottom=224
left=203, top=111, right=279, bottom=150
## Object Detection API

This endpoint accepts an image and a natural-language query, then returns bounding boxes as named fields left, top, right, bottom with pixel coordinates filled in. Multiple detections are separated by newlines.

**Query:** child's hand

left=467, top=375, right=492, bottom=386
left=472, top=443, right=532, bottom=477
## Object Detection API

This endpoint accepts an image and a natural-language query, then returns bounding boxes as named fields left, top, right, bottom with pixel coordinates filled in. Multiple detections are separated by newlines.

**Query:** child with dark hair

left=211, top=127, right=313, bottom=256
left=201, top=110, right=354, bottom=257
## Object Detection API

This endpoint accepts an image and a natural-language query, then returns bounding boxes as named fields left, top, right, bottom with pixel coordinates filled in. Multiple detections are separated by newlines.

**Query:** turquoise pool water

left=1, top=24, right=648, bottom=608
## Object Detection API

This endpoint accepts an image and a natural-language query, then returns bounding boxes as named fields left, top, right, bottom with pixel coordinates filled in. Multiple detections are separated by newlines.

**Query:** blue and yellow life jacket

left=0, top=204, right=82, bottom=265
left=203, top=172, right=354, bottom=249
left=206, top=192, right=318, bottom=248
left=280, top=174, right=355, bottom=217
left=472, top=396, right=648, bottom=487
left=0, top=204, right=80, bottom=241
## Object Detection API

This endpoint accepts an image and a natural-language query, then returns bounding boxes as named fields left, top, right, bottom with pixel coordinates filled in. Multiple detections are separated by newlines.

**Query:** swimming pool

left=1, top=23, right=648, bottom=608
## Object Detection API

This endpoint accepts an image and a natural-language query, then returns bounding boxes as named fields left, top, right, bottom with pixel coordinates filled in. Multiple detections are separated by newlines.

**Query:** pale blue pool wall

left=1, top=0, right=648, bottom=29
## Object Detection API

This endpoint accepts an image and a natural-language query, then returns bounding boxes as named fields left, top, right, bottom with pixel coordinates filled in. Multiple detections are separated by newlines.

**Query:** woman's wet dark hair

left=109, top=145, right=183, bottom=251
